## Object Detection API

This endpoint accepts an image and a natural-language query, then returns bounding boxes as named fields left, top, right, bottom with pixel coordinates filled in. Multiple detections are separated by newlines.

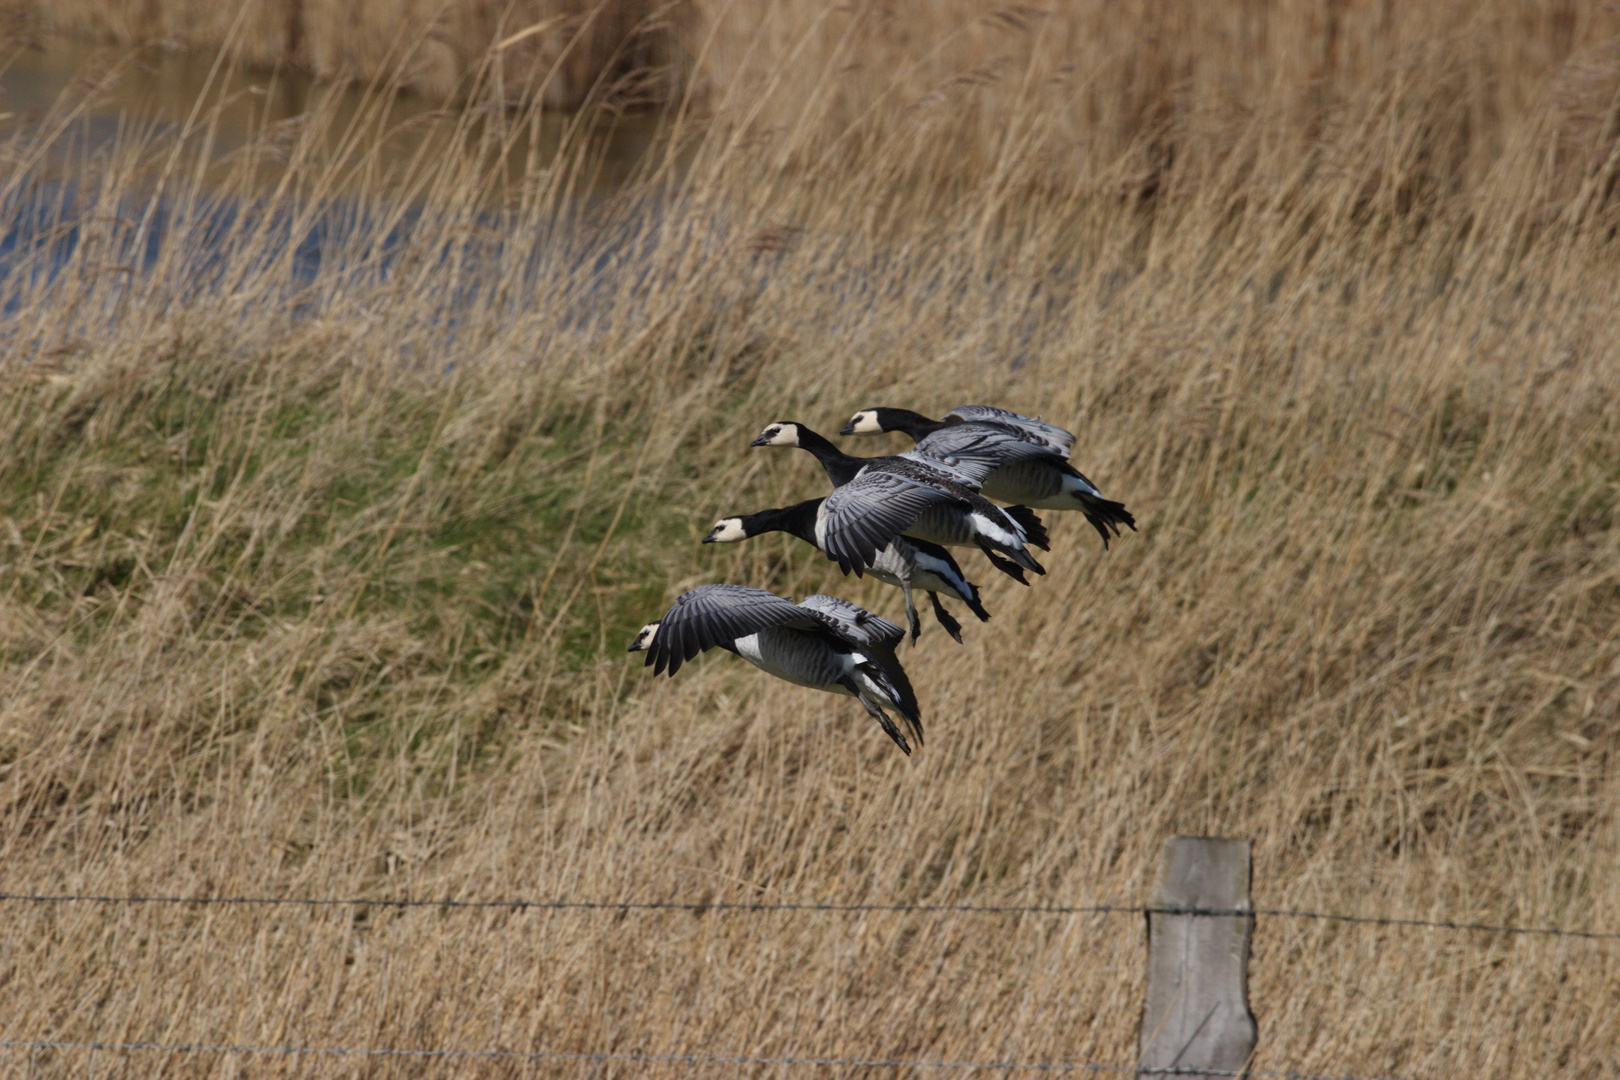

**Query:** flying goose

left=748, top=421, right=1048, bottom=582
left=702, top=498, right=992, bottom=643
left=628, top=584, right=923, bottom=754
left=840, top=406, right=1136, bottom=548
left=847, top=405, right=1076, bottom=454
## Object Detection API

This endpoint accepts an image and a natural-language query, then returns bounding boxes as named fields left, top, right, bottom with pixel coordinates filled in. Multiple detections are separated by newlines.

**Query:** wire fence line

left=0, top=1038, right=1435, bottom=1080
left=2, top=890, right=1616, bottom=941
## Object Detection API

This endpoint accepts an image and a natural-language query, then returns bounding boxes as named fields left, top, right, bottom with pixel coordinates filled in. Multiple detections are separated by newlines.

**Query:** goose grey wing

left=897, top=446, right=996, bottom=486
left=800, top=596, right=921, bottom=734
left=943, top=406, right=1075, bottom=455
left=915, top=424, right=1068, bottom=471
left=649, top=584, right=810, bottom=676
left=816, top=471, right=961, bottom=575
left=796, top=594, right=906, bottom=648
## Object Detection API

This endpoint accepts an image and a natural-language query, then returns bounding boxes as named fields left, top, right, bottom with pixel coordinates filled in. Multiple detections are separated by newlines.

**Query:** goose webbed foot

left=848, top=680, right=913, bottom=757
left=928, top=592, right=964, bottom=644
left=900, top=582, right=922, bottom=644
left=981, top=548, right=1031, bottom=585
left=868, top=703, right=913, bottom=755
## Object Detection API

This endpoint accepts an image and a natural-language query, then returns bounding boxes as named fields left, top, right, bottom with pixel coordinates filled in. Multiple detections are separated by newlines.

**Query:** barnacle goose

left=748, top=421, right=1049, bottom=583
left=628, top=584, right=923, bottom=754
left=702, top=498, right=992, bottom=643
left=841, top=406, right=1136, bottom=548
left=847, top=405, right=1076, bottom=454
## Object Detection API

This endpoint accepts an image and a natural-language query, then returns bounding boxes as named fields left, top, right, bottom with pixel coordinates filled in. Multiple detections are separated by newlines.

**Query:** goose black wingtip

left=828, top=547, right=865, bottom=578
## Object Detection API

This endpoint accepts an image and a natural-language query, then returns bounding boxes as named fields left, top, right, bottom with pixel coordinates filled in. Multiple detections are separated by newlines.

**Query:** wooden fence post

left=1138, top=836, right=1258, bottom=1079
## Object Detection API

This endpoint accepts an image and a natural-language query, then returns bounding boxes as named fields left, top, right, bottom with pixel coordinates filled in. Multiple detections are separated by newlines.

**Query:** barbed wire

left=0, top=1038, right=1433, bottom=1080
left=1, top=890, right=1616, bottom=940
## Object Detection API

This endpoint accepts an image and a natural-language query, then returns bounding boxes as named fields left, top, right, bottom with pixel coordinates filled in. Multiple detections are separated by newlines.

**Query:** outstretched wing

left=896, top=447, right=996, bottom=487
left=916, top=424, right=1069, bottom=474
left=943, top=405, right=1075, bottom=456
left=648, top=584, right=811, bottom=676
left=797, top=594, right=906, bottom=648
left=817, top=470, right=964, bottom=574
left=798, top=595, right=921, bottom=746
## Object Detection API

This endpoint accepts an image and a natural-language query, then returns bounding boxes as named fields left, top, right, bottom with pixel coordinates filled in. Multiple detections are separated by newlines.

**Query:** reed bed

left=4, top=0, right=672, bottom=107
left=2, top=4, right=1620, bottom=1077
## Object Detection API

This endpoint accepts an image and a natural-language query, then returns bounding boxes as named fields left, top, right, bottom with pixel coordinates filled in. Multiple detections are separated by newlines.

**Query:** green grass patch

left=0, top=346, right=703, bottom=752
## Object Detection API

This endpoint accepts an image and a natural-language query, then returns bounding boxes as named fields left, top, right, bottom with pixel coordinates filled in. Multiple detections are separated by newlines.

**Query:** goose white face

left=704, top=518, right=747, bottom=544
left=751, top=422, right=800, bottom=447
left=627, top=622, right=660, bottom=652
left=846, top=410, right=883, bottom=435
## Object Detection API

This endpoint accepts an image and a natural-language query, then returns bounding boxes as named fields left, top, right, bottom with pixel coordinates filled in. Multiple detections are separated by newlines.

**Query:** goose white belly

left=865, top=563, right=906, bottom=590
left=866, top=545, right=914, bottom=589
left=733, top=628, right=858, bottom=693
left=868, top=543, right=969, bottom=600
left=981, top=461, right=1101, bottom=509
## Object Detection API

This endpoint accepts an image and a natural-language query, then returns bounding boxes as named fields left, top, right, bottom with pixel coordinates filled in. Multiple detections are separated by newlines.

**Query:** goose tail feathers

left=1001, top=504, right=1050, bottom=551
left=1077, top=495, right=1136, bottom=549
left=958, top=582, right=991, bottom=622
left=979, top=535, right=1045, bottom=577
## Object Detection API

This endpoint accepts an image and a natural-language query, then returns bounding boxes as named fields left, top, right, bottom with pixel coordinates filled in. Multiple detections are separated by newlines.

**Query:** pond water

left=0, top=38, right=671, bottom=330
left=1, top=38, right=662, bottom=194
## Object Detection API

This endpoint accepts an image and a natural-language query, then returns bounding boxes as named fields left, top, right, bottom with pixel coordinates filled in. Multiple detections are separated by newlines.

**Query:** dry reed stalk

left=2, top=4, right=1620, bottom=1077
left=6, top=0, right=671, bottom=108
left=685, top=1, right=1620, bottom=200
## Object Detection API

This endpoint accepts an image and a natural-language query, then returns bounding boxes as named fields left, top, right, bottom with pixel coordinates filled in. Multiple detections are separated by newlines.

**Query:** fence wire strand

left=1, top=891, right=1615, bottom=940
left=0, top=890, right=1595, bottom=1080
left=0, top=1038, right=1435, bottom=1080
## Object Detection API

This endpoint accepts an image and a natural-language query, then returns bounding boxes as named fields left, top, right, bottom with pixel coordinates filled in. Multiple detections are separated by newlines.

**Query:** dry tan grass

left=1, top=0, right=672, bottom=107
left=3, top=4, right=1620, bottom=1078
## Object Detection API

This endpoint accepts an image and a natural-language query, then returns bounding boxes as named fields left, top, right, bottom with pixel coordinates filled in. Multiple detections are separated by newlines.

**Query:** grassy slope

left=0, top=340, right=711, bottom=810
left=3, top=5, right=1620, bottom=1077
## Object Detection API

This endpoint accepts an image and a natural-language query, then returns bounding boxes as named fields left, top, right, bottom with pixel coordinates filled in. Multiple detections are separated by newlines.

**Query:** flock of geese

left=627, top=405, right=1135, bottom=755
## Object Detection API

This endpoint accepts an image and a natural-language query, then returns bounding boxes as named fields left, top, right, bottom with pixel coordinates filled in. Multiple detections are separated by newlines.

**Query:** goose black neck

left=877, top=408, right=947, bottom=441
left=742, top=500, right=822, bottom=546
left=792, top=427, right=863, bottom=486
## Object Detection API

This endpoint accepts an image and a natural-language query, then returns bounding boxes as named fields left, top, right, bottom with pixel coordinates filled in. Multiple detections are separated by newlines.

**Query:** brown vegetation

left=2, top=0, right=671, bottom=106
left=3, top=3, right=1620, bottom=1077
